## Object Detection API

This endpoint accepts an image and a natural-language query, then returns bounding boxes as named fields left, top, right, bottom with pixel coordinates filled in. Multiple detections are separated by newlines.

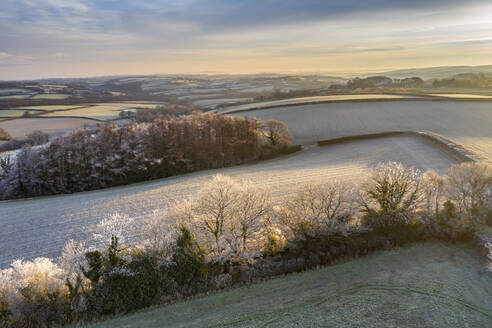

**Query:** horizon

left=2, top=0, right=492, bottom=80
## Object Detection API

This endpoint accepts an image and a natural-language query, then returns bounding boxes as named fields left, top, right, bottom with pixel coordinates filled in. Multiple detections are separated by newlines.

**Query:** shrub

left=135, top=104, right=194, bottom=122
left=359, top=162, right=423, bottom=233
left=25, top=130, right=49, bottom=146
left=169, top=227, right=207, bottom=289
left=0, top=258, right=70, bottom=327
left=0, top=127, right=11, bottom=140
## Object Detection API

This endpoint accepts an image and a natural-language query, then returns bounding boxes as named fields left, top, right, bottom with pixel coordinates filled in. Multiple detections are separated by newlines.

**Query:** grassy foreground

left=90, top=243, right=492, bottom=328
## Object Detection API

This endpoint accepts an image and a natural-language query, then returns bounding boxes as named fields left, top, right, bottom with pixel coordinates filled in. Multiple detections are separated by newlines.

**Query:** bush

left=169, top=227, right=207, bottom=289
left=135, top=104, right=195, bottom=122
left=0, top=127, right=11, bottom=140
left=25, top=130, right=49, bottom=146
left=0, top=258, right=70, bottom=327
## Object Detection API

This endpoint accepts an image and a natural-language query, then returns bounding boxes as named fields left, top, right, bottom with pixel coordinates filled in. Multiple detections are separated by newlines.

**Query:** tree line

left=0, top=112, right=296, bottom=199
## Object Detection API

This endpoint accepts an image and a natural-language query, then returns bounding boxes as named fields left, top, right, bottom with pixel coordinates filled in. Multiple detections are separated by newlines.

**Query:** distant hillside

left=378, top=65, right=492, bottom=80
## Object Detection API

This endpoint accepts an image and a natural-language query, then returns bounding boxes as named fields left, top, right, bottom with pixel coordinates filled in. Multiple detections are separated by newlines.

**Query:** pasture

left=0, top=135, right=461, bottom=268
left=31, top=93, right=70, bottom=100
left=430, top=93, right=492, bottom=99
left=92, top=243, right=492, bottom=328
left=41, top=102, right=165, bottom=120
left=236, top=100, right=492, bottom=162
left=0, top=117, right=98, bottom=139
left=0, top=109, right=43, bottom=117
left=219, top=94, right=417, bottom=113
left=192, top=97, right=253, bottom=108
left=15, top=105, right=89, bottom=111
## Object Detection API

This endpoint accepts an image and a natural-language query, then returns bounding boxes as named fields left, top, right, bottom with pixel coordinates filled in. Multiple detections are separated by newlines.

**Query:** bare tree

left=273, top=182, right=356, bottom=241
left=420, top=170, right=445, bottom=221
left=445, top=162, right=492, bottom=225
left=261, top=120, right=293, bottom=148
left=174, top=175, right=272, bottom=260
left=226, top=181, right=272, bottom=254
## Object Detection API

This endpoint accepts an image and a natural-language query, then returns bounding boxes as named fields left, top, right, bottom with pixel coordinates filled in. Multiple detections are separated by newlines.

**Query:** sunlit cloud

left=0, top=0, right=491, bottom=79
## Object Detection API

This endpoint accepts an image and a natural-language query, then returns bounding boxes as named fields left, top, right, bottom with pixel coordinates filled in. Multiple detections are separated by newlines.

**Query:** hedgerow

left=0, top=161, right=490, bottom=327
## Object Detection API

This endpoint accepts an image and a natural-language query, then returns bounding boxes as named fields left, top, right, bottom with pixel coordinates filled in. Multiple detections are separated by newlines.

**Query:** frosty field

left=236, top=100, right=492, bottom=162
left=41, top=102, right=165, bottom=120
left=0, top=109, right=43, bottom=117
left=0, top=117, right=98, bottom=139
left=0, top=135, right=461, bottom=268
left=92, top=243, right=492, bottom=328
left=219, top=94, right=417, bottom=113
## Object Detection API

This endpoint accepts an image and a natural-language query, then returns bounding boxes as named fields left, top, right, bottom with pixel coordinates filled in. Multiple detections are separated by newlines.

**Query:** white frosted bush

left=92, top=213, right=138, bottom=249
left=58, top=240, right=88, bottom=285
left=0, top=258, right=68, bottom=321
left=141, top=209, right=175, bottom=252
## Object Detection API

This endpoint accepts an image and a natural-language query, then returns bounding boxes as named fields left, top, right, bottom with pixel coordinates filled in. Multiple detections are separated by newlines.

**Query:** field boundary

left=220, top=95, right=492, bottom=114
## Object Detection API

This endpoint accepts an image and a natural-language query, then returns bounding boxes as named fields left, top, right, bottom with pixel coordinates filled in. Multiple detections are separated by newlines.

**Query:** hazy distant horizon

left=2, top=0, right=492, bottom=80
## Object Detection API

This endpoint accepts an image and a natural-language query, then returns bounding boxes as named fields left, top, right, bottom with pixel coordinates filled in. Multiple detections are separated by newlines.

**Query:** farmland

left=40, top=102, right=165, bottom=120
left=0, top=134, right=461, bottom=268
left=0, top=117, right=98, bottom=139
left=218, top=94, right=418, bottom=113
left=14, top=105, right=88, bottom=111
left=0, top=109, right=44, bottom=118
left=236, top=100, right=492, bottom=162
left=92, top=243, right=492, bottom=328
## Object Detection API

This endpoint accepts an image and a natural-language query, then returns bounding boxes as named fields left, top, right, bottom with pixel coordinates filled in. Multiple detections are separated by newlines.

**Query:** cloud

left=0, top=0, right=491, bottom=79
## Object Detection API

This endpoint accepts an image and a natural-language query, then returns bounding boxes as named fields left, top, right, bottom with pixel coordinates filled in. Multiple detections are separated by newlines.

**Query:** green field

left=91, top=243, right=492, bottom=328
left=0, top=109, right=43, bottom=117
left=15, top=105, right=88, bottom=111
left=42, top=102, right=164, bottom=120
left=31, top=93, right=70, bottom=99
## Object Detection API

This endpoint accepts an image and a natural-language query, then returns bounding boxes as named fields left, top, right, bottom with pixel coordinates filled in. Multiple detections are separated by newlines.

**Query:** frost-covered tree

left=273, top=182, right=356, bottom=241
left=0, top=112, right=292, bottom=199
left=444, top=162, right=492, bottom=226
left=175, top=175, right=272, bottom=261
left=359, top=162, right=423, bottom=231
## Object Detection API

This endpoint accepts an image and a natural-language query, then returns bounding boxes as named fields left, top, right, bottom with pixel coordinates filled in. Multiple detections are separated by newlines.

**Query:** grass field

left=193, top=98, right=252, bottom=108
left=91, top=243, right=492, bottom=328
left=41, top=102, right=164, bottom=120
left=0, top=135, right=461, bottom=268
left=236, top=101, right=492, bottom=162
left=430, top=94, right=492, bottom=99
left=219, top=94, right=417, bottom=113
left=15, top=105, right=89, bottom=111
left=0, top=117, right=98, bottom=139
left=0, top=109, right=43, bottom=117
left=31, top=94, right=70, bottom=99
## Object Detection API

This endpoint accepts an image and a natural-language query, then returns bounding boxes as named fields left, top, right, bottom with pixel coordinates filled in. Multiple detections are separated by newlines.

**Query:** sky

left=1, top=0, right=492, bottom=80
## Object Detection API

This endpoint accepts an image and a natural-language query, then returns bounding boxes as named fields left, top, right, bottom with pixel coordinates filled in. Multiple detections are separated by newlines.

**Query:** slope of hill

left=237, top=101, right=492, bottom=162
left=0, top=135, right=461, bottom=268
left=380, top=65, right=492, bottom=80
left=91, top=243, right=492, bottom=328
